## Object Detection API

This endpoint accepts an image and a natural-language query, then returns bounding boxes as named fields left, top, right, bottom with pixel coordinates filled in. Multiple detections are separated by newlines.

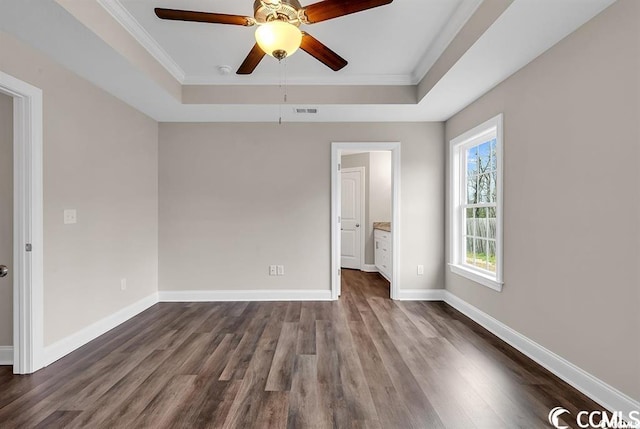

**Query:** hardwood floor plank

left=265, top=322, right=298, bottom=392
left=219, top=306, right=271, bottom=381
left=199, top=334, right=242, bottom=379
left=296, top=303, right=316, bottom=355
left=165, top=377, right=239, bottom=429
left=284, top=302, right=302, bottom=322
left=130, top=375, right=197, bottom=428
left=67, top=349, right=171, bottom=429
left=255, top=391, right=289, bottom=429
left=222, top=348, right=276, bottom=429
left=287, top=354, right=331, bottom=429
left=349, top=321, right=416, bottom=429
left=358, top=307, right=446, bottom=429
left=257, top=302, right=288, bottom=352
left=331, top=302, right=378, bottom=422
left=33, top=410, right=82, bottom=429
left=315, top=320, right=341, bottom=386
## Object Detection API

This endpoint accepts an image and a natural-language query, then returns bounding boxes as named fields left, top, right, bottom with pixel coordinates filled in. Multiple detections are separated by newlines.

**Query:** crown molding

left=96, top=0, right=186, bottom=83
left=411, top=0, right=483, bottom=83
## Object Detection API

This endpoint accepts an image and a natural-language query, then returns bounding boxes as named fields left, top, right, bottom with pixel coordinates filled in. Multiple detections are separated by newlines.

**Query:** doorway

left=0, top=93, right=13, bottom=366
left=331, top=142, right=400, bottom=300
left=0, top=71, right=44, bottom=374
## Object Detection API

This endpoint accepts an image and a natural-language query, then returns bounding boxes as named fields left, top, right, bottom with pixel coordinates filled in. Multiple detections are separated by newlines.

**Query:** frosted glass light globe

left=255, top=21, right=302, bottom=60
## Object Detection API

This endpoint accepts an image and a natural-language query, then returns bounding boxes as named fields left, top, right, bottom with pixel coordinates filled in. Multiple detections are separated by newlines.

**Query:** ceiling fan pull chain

left=284, top=58, right=288, bottom=104
left=278, top=59, right=283, bottom=125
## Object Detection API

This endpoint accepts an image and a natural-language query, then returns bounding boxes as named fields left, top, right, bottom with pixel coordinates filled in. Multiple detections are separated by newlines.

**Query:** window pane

left=465, top=237, right=474, bottom=264
left=487, top=240, right=497, bottom=273
left=489, top=171, right=497, bottom=203
left=467, top=176, right=477, bottom=204
left=465, top=208, right=475, bottom=236
left=474, top=207, right=487, bottom=238
left=478, top=141, right=491, bottom=172
left=490, top=138, right=497, bottom=171
left=478, top=174, right=490, bottom=203
left=480, top=240, right=489, bottom=270
left=466, top=146, right=478, bottom=175
left=473, top=238, right=486, bottom=269
left=488, top=206, right=497, bottom=239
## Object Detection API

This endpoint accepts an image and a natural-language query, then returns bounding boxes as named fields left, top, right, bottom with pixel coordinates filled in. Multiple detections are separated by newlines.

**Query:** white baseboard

left=443, top=291, right=640, bottom=418
left=43, top=292, right=158, bottom=367
left=361, top=264, right=378, bottom=273
left=159, top=289, right=333, bottom=302
left=0, top=346, right=13, bottom=365
left=397, top=289, right=446, bottom=301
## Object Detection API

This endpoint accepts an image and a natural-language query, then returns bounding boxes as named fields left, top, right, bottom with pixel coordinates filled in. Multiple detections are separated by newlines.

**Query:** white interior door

left=341, top=169, right=362, bottom=269
left=0, top=93, right=13, bottom=356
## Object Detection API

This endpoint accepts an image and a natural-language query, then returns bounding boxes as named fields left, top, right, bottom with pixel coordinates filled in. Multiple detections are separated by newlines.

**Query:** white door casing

left=340, top=168, right=364, bottom=270
left=0, top=71, right=44, bottom=374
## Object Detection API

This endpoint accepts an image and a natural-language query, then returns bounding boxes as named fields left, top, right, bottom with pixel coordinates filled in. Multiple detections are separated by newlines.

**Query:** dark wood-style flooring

left=0, top=270, right=602, bottom=428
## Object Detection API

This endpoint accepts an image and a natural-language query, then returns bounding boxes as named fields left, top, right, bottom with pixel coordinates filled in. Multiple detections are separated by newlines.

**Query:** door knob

left=0, top=265, right=7, bottom=278
left=356, top=224, right=360, bottom=227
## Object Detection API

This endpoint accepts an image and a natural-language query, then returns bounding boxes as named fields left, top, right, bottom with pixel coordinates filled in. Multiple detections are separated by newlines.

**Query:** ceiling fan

left=154, top=0, right=393, bottom=75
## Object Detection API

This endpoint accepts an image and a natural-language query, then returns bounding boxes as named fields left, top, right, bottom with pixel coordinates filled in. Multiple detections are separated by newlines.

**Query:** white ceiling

left=116, top=0, right=476, bottom=85
left=0, top=0, right=617, bottom=122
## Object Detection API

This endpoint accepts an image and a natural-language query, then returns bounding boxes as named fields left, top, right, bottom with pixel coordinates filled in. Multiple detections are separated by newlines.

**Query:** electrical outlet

left=63, top=209, right=77, bottom=224
left=120, top=278, right=127, bottom=291
left=277, top=265, right=284, bottom=276
left=269, top=265, right=277, bottom=276
left=417, top=265, right=424, bottom=275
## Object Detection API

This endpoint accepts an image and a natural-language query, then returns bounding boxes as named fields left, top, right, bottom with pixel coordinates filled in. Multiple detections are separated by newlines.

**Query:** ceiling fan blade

left=154, top=8, right=253, bottom=26
left=300, top=33, right=347, bottom=71
left=237, top=44, right=266, bottom=74
left=302, top=0, right=392, bottom=24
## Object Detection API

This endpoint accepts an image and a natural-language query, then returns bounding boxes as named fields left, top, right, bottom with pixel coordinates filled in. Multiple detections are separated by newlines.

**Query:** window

left=449, top=114, right=503, bottom=291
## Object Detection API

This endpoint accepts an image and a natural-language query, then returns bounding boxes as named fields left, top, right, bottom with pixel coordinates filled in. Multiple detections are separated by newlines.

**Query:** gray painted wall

left=0, top=31, right=159, bottom=346
left=445, top=0, right=640, bottom=402
left=159, top=122, right=444, bottom=293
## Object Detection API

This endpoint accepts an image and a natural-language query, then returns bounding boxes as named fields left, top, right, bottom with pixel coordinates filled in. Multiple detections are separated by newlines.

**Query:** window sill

left=449, top=264, right=503, bottom=292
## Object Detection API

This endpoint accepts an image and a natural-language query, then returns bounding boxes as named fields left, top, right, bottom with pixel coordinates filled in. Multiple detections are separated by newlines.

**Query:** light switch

left=64, top=209, right=77, bottom=224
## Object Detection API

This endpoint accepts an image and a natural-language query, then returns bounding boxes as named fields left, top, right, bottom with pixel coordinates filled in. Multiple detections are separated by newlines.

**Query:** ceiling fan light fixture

left=255, top=20, right=302, bottom=59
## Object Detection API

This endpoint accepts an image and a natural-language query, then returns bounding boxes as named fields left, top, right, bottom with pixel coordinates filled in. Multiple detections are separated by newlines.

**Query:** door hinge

left=338, top=163, right=341, bottom=171
left=338, top=216, right=341, bottom=223
left=338, top=269, right=341, bottom=276
left=25, top=243, right=32, bottom=252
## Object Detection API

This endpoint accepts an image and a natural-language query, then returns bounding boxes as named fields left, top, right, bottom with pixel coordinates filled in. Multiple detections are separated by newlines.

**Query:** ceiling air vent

left=294, top=108, right=318, bottom=114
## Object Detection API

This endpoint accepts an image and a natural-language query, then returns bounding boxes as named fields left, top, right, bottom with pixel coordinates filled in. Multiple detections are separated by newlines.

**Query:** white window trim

left=449, top=114, right=504, bottom=292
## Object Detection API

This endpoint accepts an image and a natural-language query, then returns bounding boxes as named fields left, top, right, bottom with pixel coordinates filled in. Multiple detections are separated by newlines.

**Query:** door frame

left=340, top=167, right=365, bottom=271
left=331, top=142, right=400, bottom=300
left=0, top=71, right=44, bottom=374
